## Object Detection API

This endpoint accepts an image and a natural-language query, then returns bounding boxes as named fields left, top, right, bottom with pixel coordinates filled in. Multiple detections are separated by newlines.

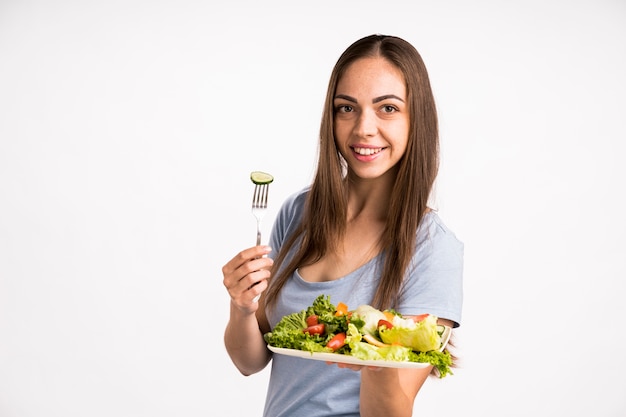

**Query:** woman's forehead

left=336, top=57, right=406, bottom=99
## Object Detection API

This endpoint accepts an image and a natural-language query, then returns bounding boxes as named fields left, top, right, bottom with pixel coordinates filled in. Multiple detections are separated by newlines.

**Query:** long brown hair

left=265, top=34, right=439, bottom=311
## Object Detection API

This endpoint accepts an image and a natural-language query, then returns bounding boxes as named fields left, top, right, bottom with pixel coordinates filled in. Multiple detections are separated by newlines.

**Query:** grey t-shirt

left=263, top=187, right=463, bottom=417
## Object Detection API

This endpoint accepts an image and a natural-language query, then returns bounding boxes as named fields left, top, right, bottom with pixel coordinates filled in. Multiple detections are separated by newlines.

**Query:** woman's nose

left=354, top=109, right=377, bottom=137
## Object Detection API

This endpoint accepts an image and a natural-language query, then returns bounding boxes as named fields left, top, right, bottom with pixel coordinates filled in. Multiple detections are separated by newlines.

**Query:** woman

left=222, top=34, right=463, bottom=417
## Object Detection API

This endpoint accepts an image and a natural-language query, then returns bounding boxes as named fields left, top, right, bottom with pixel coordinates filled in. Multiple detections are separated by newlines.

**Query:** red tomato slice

left=377, top=319, right=394, bottom=330
left=408, top=314, right=430, bottom=322
left=326, top=332, right=346, bottom=351
left=303, top=323, right=325, bottom=335
left=305, top=315, right=319, bottom=327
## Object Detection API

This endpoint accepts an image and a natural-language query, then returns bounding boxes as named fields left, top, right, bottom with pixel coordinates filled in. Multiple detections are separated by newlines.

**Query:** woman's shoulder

left=277, top=186, right=310, bottom=217
left=270, top=186, right=310, bottom=243
left=416, top=210, right=463, bottom=251
left=283, top=186, right=310, bottom=206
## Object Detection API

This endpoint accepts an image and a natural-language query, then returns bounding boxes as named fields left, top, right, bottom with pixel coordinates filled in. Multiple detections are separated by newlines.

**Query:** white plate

left=267, top=326, right=451, bottom=369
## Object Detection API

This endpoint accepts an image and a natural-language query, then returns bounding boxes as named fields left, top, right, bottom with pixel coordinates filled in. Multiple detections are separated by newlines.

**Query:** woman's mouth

left=352, top=147, right=384, bottom=156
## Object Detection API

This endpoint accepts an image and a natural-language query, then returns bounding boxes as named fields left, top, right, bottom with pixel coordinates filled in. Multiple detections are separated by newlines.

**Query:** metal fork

left=252, top=183, right=269, bottom=245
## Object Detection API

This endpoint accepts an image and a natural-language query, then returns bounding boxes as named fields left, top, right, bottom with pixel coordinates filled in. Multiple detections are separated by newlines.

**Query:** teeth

left=353, top=147, right=382, bottom=156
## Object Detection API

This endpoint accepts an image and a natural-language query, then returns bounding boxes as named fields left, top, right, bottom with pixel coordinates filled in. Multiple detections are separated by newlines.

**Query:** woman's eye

left=336, top=105, right=354, bottom=113
left=381, top=105, right=397, bottom=113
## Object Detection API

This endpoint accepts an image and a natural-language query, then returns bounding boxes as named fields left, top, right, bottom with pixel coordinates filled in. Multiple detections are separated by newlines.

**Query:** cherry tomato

left=303, top=323, right=325, bottom=335
left=305, top=315, right=319, bottom=327
left=377, top=319, right=394, bottom=330
left=326, top=332, right=346, bottom=351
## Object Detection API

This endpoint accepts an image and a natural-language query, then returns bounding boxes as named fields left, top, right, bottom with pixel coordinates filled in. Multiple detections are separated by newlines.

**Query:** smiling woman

left=333, top=57, right=410, bottom=179
left=221, top=34, right=463, bottom=417
left=2, top=2, right=624, bottom=417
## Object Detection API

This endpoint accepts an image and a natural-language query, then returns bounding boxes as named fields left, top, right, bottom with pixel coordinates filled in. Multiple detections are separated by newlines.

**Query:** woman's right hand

left=222, top=245, right=273, bottom=315
left=222, top=245, right=274, bottom=375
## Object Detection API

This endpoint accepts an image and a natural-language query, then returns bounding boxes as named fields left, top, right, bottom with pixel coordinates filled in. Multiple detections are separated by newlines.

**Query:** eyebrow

left=334, top=94, right=405, bottom=103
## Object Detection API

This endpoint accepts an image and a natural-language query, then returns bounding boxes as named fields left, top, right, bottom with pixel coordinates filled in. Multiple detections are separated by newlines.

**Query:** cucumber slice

left=250, top=171, right=274, bottom=185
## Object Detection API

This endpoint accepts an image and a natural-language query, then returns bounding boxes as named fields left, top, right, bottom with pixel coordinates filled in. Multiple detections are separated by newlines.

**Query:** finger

left=236, top=257, right=273, bottom=282
left=222, top=246, right=272, bottom=275
left=240, top=245, right=272, bottom=262
left=224, top=267, right=270, bottom=304
left=240, top=268, right=271, bottom=292
left=248, top=278, right=269, bottom=302
left=223, top=258, right=272, bottom=290
left=229, top=274, right=268, bottom=314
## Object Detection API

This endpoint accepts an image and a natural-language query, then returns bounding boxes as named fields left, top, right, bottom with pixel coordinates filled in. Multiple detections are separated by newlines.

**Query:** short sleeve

left=397, top=212, right=464, bottom=327
left=268, top=187, right=309, bottom=260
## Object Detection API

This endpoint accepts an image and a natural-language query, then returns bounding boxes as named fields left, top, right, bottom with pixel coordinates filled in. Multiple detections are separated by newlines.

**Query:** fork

left=252, top=183, right=269, bottom=245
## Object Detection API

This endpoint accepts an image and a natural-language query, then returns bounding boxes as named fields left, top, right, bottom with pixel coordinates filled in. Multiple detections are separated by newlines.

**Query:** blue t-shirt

left=263, top=187, right=463, bottom=417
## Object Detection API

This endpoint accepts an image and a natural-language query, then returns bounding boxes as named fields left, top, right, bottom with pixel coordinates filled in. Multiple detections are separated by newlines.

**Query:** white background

left=1, top=1, right=625, bottom=416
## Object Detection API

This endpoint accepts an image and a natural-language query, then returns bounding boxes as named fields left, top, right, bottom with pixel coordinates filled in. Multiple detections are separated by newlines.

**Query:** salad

left=264, top=295, right=454, bottom=377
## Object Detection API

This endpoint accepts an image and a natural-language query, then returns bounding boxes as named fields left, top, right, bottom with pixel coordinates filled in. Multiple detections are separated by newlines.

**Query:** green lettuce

left=350, top=342, right=383, bottom=361
left=379, top=314, right=441, bottom=352
left=263, top=295, right=347, bottom=352
left=264, top=295, right=455, bottom=378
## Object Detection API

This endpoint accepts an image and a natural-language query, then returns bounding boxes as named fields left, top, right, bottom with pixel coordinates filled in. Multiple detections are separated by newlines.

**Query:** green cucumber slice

left=250, top=171, right=274, bottom=185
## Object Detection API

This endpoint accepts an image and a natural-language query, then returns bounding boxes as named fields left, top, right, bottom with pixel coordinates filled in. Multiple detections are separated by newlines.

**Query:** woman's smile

left=351, top=146, right=387, bottom=161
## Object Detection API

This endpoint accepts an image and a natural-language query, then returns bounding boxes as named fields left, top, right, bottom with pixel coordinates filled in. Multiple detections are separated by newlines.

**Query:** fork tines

left=252, top=184, right=269, bottom=208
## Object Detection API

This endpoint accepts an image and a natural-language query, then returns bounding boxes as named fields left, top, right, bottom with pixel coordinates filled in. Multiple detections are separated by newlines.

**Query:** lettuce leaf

left=264, top=295, right=344, bottom=352
left=351, top=304, right=387, bottom=336
left=265, top=295, right=454, bottom=378
left=379, top=314, right=441, bottom=352
left=410, top=350, right=454, bottom=378
left=350, top=341, right=384, bottom=361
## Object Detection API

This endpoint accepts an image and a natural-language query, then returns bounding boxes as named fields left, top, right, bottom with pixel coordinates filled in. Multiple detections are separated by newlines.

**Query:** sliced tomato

left=377, top=319, right=394, bottom=330
left=305, top=315, right=319, bottom=327
left=326, top=332, right=346, bottom=351
left=303, top=323, right=325, bottom=336
left=334, top=302, right=349, bottom=316
left=408, top=314, right=430, bottom=323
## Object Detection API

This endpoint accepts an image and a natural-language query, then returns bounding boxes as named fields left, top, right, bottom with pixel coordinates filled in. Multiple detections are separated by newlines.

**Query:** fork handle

left=256, top=229, right=261, bottom=246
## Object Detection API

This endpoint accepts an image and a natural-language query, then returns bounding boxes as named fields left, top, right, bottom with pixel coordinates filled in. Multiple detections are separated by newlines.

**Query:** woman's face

left=333, top=57, right=409, bottom=181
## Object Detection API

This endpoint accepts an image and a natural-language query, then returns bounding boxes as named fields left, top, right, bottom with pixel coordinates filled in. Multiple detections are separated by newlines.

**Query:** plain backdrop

left=1, top=1, right=625, bottom=416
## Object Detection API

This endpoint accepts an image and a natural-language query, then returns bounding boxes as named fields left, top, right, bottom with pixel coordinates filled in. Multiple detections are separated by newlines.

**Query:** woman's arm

left=359, top=317, right=456, bottom=416
left=360, top=366, right=431, bottom=417
left=222, top=245, right=273, bottom=375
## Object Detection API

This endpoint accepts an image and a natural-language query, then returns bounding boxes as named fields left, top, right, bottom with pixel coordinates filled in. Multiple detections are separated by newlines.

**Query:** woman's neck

left=345, top=171, right=396, bottom=223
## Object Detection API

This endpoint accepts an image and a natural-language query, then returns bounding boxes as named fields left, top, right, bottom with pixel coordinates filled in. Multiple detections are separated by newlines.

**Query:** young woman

left=222, top=34, right=463, bottom=417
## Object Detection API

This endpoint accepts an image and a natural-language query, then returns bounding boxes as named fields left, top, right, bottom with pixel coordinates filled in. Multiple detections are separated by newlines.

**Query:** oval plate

left=267, top=326, right=451, bottom=369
